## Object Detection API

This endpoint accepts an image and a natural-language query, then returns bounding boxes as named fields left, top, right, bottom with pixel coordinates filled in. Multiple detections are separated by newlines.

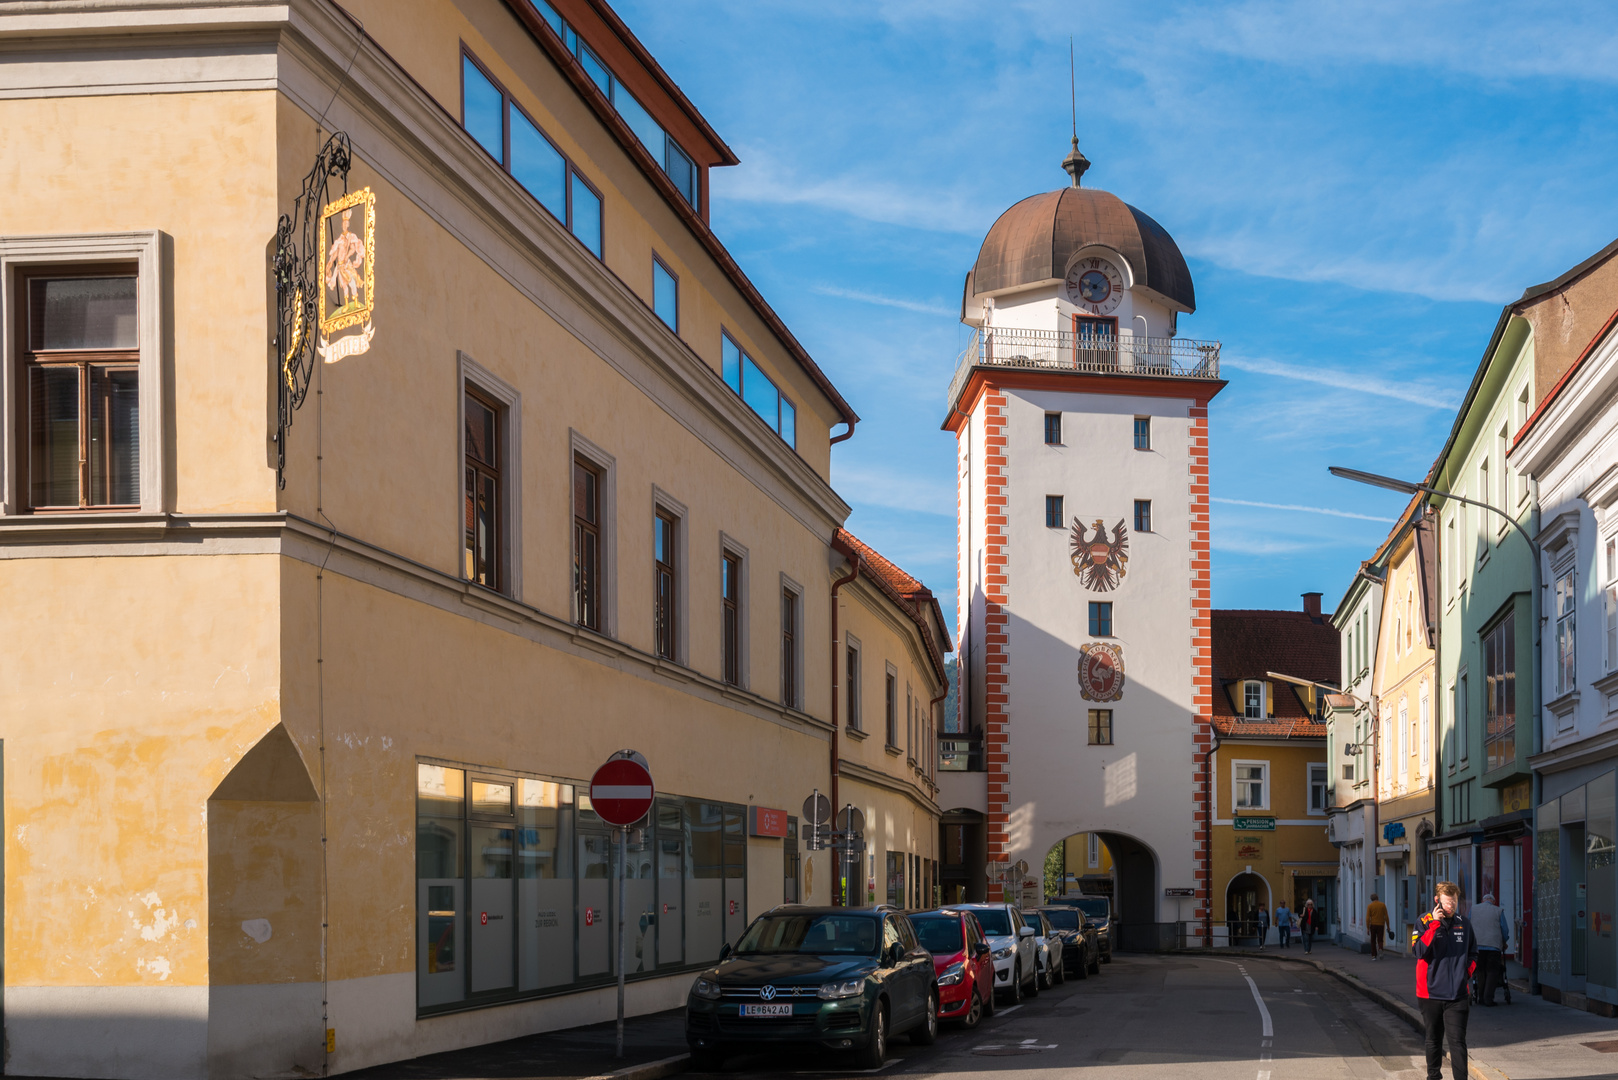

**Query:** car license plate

left=740, top=1003, right=793, bottom=1017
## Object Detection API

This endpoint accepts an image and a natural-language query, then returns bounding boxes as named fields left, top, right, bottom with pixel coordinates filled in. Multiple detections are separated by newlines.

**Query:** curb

left=579, top=1052, right=692, bottom=1080
left=1204, top=950, right=1509, bottom=1080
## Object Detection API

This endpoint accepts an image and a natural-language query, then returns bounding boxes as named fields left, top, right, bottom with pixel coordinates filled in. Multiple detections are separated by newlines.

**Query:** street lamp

left=1330, top=464, right=1543, bottom=992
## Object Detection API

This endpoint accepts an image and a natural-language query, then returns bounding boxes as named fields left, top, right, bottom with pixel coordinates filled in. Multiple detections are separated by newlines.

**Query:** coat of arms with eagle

left=1069, top=518, right=1129, bottom=592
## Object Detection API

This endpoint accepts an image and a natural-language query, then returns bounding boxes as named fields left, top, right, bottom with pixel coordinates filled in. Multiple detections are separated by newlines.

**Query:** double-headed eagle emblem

left=1069, top=518, right=1129, bottom=592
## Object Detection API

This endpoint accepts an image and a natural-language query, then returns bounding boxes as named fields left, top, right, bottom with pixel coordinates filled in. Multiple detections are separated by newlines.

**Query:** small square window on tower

left=1045, top=495, right=1063, bottom=528
left=1044, top=412, right=1062, bottom=445
left=1134, top=499, right=1152, bottom=533
left=1088, top=601, right=1112, bottom=637
left=1133, top=416, right=1151, bottom=450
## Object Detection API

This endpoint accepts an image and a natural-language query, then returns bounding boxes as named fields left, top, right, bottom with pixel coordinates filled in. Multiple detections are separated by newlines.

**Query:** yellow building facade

left=0, top=2, right=947, bottom=1077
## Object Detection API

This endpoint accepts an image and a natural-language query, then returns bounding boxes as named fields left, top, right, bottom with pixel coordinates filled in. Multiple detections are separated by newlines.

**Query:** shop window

left=784, top=817, right=800, bottom=903
left=1484, top=612, right=1516, bottom=772
left=417, top=764, right=466, bottom=1008
left=518, top=778, right=574, bottom=990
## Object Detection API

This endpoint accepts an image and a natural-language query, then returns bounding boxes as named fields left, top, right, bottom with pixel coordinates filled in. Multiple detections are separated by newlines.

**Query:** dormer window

left=1243, top=680, right=1265, bottom=720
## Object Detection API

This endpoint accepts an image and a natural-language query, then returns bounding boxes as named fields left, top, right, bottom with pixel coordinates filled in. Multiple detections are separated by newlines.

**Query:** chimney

left=1302, top=592, right=1322, bottom=618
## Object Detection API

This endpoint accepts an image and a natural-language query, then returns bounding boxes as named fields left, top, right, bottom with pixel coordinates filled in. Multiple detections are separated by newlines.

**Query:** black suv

left=685, top=906, right=938, bottom=1069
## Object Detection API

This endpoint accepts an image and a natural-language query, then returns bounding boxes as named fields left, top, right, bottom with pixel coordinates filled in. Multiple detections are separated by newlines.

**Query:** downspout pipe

left=1202, top=734, right=1219, bottom=947
left=829, top=542, right=861, bottom=906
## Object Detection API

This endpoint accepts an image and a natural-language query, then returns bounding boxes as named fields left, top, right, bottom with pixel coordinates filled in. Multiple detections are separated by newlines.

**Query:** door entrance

left=1226, top=873, right=1269, bottom=946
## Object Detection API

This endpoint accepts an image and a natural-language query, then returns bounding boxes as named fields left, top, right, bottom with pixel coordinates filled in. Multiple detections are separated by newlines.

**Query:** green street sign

left=1234, top=816, right=1276, bottom=831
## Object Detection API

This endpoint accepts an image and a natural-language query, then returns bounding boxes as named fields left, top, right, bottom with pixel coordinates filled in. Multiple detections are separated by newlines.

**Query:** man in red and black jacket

left=1413, top=882, right=1477, bottom=1080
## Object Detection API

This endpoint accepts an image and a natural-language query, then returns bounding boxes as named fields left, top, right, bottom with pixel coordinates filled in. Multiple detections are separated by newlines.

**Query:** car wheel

left=981, top=978, right=997, bottom=1016
left=1055, top=956, right=1066, bottom=985
left=1037, top=957, right=1050, bottom=991
left=1025, top=957, right=1040, bottom=997
left=688, top=1047, right=726, bottom=1072
left=961, top=987, right=984, bottom=1029
left=1003, top=963, right=1022, bottom=1004
left=910, top=991, right=938, bottom=1045
left=854, top=1002, right=887, bottom=1069
left=1090, top=952, right=1102, bottom=974
left=1073, top=953, right=1089, bottom=980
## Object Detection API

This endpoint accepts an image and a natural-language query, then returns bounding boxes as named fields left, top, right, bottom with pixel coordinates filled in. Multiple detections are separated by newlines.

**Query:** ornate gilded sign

left=318, top=187, right=376, bottom=363
left=1078, top=642, right=1124, bottom=702
left=1070, top=518, right=1129, bottom=592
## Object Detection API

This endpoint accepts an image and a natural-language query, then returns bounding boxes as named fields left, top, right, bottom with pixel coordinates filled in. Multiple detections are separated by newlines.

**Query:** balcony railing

left=947, top=327, right=1221, bottom=409
left=939, top=730, right=984, bottom=773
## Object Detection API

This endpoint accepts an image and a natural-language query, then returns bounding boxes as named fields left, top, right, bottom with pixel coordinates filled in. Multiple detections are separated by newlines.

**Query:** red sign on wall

left=749, top=806, right=789, bottom=838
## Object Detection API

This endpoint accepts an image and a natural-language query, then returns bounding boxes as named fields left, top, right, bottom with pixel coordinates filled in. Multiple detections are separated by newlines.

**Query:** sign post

left=591, top=752, right=655, bottom=1059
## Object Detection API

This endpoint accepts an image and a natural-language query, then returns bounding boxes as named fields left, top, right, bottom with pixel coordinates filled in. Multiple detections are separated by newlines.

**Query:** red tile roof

left=833, top=529, right=952, bottom=685
left=1210, top=607, right=1339, bottom=739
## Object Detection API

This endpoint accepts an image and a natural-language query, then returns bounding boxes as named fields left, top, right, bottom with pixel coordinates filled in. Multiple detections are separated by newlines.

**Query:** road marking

left=996, top=1004, right=1023, bottom=1016
left=1243, top=975, right=1274, bottom=1038
left=1257, top=1072, right=1271, bottom=1080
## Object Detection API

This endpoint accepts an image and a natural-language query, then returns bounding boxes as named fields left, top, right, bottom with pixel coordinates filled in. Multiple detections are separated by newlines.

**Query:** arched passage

left=1043, top=830, right=1160, bottom=951
left=1224, top=871, right=1272, bottom=947
left=939, top=809, right=987, bottom=903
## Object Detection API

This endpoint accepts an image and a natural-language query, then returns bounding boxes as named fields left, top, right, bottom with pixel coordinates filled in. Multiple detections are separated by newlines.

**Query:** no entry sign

left=590, top=755, right=654, bottom=826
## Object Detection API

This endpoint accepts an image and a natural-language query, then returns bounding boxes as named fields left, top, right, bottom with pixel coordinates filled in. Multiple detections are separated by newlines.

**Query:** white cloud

left=811, top=284, right=956, bottom=317
left=714, top=148, right=990, bottom=235
left=833, top=461, right=955, bottom=517
left=1212, top=497, right=1394, bottom=524
left=1220, top=355, right=1462, bottom=409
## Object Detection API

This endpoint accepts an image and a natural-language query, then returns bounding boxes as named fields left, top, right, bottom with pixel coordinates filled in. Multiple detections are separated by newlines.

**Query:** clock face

left=1064, top=257, right=1125, bottom=316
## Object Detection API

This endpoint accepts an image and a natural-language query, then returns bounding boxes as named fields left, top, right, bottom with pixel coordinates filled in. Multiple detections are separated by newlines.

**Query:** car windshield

left=734, top=914, right=880, bottom=956
left=1072, top=899, right=1109, bottom=919
left=970, top=909, right=1013, bottom=936
left=910, top=916, right=964, bottom=954
left=1042, top=909, right=1081, bottom=930
left=1021, top=913, right=1043, bottom=933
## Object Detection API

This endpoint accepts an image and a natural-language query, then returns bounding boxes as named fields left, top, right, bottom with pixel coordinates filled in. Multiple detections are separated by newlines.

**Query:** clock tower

left=940, top=143, right=1225, bottom=948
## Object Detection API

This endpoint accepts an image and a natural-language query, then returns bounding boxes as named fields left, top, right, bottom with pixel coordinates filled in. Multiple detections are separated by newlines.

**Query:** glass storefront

left=1537, top=769, right=1618, bottom=992
left=416, top=762, right=748, bottom=1013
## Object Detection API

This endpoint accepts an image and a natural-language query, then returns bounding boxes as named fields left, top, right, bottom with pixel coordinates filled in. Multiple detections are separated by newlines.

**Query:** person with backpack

left=1414, top=882, right=1477, bottom=1080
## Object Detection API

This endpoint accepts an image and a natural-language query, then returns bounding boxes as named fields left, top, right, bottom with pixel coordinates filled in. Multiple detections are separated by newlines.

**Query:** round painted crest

left=1078, top=642, right=1125, bottom=702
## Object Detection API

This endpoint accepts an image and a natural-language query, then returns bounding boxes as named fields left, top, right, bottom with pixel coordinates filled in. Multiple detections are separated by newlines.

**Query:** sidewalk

left=1225, top=942, right=1618, bottom=1079
left=339, top=1007, right=689, bottom=1080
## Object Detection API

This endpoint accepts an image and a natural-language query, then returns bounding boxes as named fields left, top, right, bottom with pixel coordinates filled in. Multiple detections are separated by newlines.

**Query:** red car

left=910, top=908, right=996, bottom=1028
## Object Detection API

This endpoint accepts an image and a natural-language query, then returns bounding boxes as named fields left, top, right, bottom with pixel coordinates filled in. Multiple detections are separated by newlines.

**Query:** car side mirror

left=719, top=942, right=732, bottom=961
left=1019, top=926, right=1036, bottom=938
left=886, top=942, right=906, bottom=966
left=975, top=942, right=991, bottom=958
left=1084, top=921, right=1096, bottom=931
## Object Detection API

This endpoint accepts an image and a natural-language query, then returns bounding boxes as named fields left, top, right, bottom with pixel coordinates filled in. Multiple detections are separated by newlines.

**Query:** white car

left=956, top=903, right=1038, bottom=1002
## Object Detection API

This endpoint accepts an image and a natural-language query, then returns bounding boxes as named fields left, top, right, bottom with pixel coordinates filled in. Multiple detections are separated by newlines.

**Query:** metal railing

left=947, top=327, right=1221, bottom=409
left=938, top=730, right=984, bottom=773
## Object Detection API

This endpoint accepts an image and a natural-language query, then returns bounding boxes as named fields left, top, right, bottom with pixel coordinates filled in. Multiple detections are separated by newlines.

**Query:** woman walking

left=1301, top=898, right=1323, bottom=953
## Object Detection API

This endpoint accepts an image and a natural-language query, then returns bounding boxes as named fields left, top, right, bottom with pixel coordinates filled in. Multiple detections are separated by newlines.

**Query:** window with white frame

left=1516, top=383, right=1530, bottom=434
left=1234, top=761, right=1268, bottom=809
left=1087, top=833, right=1099, bottom=868
left=1398, top=699, right=1410, bottom=783
left=1497, top=424, right=1510, bottom=516
left=1477, top=463, right=1490, bottom=558
left=1419, top=684, right=1431, bottom=776
left=1243, top=680, right=1265, bottom=720
left=1308, top=763, right=1328, bottom=814
left=1556, top=567, right=1577, bottom=695
left=1445, top=682, right=1456, bottom=768
left=1606, top=536, right=1617, bottom=672
left=1457, top=671, right=1470, bottom=762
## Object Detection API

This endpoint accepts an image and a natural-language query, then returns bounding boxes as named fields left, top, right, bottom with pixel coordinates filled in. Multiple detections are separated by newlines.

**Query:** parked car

left=910, top=908, right=996, bottom=1027
left=1049, top=895, right=1112, bottom=963
left=955, top=902, right=1038, bottom=1003
left=1037, top=905, right=1099, bottom=977
left=684, top=906, right=938, bottom=1070
left=1021, top=909, right=1065, bottom=988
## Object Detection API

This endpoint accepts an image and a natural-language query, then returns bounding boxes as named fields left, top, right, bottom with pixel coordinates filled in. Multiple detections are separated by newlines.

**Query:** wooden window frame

left=459, top=44, right=604, bottom=262
left=845, top=633, right=862, bottom=731
left=719, top=533, right=749, bottom=688
left=1045, top=494, right=1063, bottom=528
left=457, top=354, right=521, bottom=598
left=654, top=508, right=678, bottom=661
left=463, top=385, right=503, bottom=592
left=1134, top=498, right=1152, bottom=533
left=780, top=582, right=802, bottom=710
left=1044, top=411, right=1062, bottom=445
left=573, top=456, right=602, bottom=631
left=1088, top=708, right=1112, bottom=746
left=721, top=551, right=741, bottom=685
left=1088, top=601, right=1112, bottom=637
left=2, top=233, right=166, bottom=516
left=884, top=665, right=899, bottom=749
left=1133, top=415, right=1151, bottom=451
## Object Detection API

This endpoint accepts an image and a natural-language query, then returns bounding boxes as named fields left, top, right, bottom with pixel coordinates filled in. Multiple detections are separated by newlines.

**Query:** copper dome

left=970, top=186, right=1196, bottom=312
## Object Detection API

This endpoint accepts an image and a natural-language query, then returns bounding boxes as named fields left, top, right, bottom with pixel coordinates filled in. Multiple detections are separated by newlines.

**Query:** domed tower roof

left=969, top=178, right=1196, bottom=313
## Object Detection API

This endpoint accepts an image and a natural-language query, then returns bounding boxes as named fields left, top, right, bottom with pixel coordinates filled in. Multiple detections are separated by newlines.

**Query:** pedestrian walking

left=1300, top=898, right=1322, bottom=953
left=1367, top=892, right=1389, bottom=959
left=1414, top=882, right=1477, bottom=1080
left=1257, top=905, right=1270, bottom=949
left=1276, top=901, right=1293, bottom=948
left=1470, top=892, right=1512, bottom=1005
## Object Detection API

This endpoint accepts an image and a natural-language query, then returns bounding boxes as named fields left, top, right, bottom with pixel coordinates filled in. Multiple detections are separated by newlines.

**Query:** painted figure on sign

left=1078, top=642, right=1125, bottom=701
left=324, top=207, right=366, bottom=313
left=1070, top=518, right=1129, bottom=591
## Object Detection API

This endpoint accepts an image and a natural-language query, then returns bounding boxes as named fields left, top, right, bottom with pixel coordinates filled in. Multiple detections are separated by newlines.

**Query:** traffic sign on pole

left=802, top=792, right=832, bottom=827
left=590, top=754, right=654, bottom=827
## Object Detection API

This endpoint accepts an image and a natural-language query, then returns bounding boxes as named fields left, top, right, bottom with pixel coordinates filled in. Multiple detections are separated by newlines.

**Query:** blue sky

left=619, top=0, right=1618, bottom=635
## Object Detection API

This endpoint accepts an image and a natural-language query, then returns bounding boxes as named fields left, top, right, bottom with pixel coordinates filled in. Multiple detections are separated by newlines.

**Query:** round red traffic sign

left=590, top=756, right=654, bottom=826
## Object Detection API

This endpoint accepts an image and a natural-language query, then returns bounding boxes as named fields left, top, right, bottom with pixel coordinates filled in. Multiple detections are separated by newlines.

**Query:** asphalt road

left=700, top=955, right=1435, bottom=1080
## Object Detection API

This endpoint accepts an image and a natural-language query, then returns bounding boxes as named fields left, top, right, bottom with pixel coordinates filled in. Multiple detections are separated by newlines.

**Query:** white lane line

left=1243, top=974, right=1274, bottom=1038
left=996, top=1004, right=1023, bottom=1016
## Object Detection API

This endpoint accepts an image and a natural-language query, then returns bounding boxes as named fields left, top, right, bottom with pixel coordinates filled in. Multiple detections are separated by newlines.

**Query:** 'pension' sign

left=1233, top=816, right=1276, bottom=831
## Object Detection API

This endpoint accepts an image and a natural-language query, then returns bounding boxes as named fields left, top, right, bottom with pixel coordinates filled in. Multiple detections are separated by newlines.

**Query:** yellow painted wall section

left=0, top=554, right=283, bottom=988
left=333, top=0, right=836, bottom=478
left=1214, top=743, right=1336, bottom=918
left=1, top=91, right=282, bottom=514
left=276, top=559, right=835, bottom=981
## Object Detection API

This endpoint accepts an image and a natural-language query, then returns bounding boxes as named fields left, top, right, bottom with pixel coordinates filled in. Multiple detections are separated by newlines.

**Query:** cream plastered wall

left=333, top=0, right=836, bottom=480
left=1374, top=527, right=1436, bottom=799
left=276, top=557, right=838, bottom=985
left=0, top=553, right=283, bottom=989
left=1, top=90, right=281, bottom=514
left=273, top=114, right=834, bottom=713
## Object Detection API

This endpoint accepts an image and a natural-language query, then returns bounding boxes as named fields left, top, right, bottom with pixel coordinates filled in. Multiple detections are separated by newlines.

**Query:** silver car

left=955, top=902, right=1038, bottom=1003
left=1021, top=909, right=1066, bottom=989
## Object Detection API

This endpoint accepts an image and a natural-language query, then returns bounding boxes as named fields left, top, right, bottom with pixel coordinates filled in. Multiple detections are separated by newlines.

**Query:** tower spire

left=1064, top=38, right=1090, bottom=186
